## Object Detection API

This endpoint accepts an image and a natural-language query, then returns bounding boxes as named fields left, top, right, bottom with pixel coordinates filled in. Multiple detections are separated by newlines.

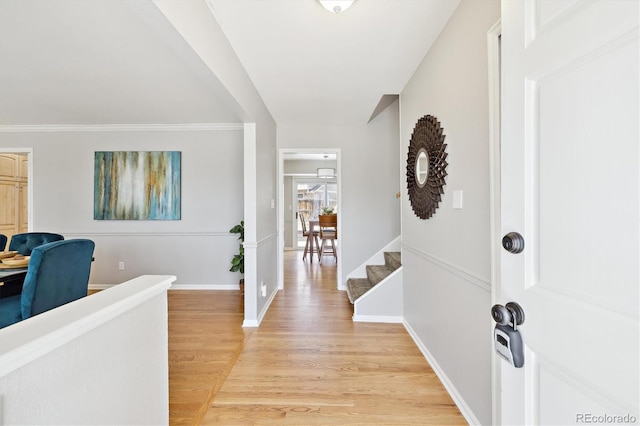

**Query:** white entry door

left=499, top=1, right=639, bottom=424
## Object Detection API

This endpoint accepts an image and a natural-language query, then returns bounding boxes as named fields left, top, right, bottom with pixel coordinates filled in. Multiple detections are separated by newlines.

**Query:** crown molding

left=0, top=123, right=244, bottom=133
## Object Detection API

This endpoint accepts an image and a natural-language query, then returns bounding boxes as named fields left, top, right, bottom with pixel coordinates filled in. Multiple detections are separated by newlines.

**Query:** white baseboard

left=352, top=315, right=403, bottom=323
left=403, top=320, right=481, bottom=426
left=244, top=287, right=278, bottom=328
left=89, top=283, right=240, bottom=291
left=170, top=284, right=240, bottom=290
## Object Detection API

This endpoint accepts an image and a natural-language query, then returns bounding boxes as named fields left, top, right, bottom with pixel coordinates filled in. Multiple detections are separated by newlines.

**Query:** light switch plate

left=453, top=190, right=463, bottom=209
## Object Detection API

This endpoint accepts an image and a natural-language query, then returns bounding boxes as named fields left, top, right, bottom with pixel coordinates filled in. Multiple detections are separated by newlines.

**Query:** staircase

left=346, top=251, right=401, bottom=303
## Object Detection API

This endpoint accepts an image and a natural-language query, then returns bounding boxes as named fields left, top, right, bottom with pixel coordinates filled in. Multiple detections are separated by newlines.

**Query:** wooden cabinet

left=0, top=179, right=18, bottom=244
left=0, top=154, right=28, bottom=248
left=0, top=154, right=19, bottom=180
left=18, top=155, right=28, bottom=181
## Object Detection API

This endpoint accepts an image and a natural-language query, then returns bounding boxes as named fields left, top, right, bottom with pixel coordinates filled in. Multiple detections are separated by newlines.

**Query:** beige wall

left=0, top=127, right=244, bottom=288
left=400, top=0, right=500, bottom=424
left=278, top=100, right=401, bottom=287
left=140, top=1, right=279, bottom=325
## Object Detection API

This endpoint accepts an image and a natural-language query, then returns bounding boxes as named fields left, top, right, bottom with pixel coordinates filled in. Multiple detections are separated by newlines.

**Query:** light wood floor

left=169, top=251, right=466, bottom=425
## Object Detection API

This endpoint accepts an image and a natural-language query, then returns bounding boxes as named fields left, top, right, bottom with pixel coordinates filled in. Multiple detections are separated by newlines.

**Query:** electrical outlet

left=119, top=261, right=125, bottom=270
left=261, top=281, right=267, bottom=297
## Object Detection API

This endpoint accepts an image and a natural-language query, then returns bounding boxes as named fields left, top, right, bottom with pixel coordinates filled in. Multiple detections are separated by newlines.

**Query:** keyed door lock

left=502, top=232, right=525, bottom=254
left=491, top=301, right=525, bottom=368
left=491, top=302, right=525, bottom=329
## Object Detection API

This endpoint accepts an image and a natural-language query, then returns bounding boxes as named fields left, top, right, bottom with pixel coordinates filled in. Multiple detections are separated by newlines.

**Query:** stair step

left=346, top=252, right=402, bottom=304
left=366, top=264, right=394, bottom=285
left=385, top=251, right=402, bottom=270
left=346, top=278, right=373, bottom=304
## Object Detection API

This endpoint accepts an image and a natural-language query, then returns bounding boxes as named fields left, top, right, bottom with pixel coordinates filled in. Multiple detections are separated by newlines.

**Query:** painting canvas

left=94, top=151, right=181, bottom=220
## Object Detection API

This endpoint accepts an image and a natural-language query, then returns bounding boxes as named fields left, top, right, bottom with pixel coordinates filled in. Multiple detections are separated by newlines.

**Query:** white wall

left=139, top=1, right=278, bottom=326
left=278, top=101, right=401, bottom=286
left=284, top=159, right=338, bottom=175
left=252, top=117, right=278, bottom=325
left=0, top=126, right=244, bottom=288
left=400, top=1, right=500, bottom=424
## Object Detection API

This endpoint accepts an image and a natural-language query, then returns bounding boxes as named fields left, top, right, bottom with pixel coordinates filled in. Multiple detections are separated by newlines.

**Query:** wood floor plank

left=168, top=290, right=245, bottom=425
left=165, top=251, right=466, bottom=424
left=183, top=251, right=467, bottom=425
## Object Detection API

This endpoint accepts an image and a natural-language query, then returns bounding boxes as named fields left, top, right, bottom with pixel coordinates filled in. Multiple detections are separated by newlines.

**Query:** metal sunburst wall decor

left=406, top=115, right=448, bottom=219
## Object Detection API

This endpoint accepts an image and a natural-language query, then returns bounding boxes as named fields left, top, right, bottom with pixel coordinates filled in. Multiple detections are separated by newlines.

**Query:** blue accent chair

left=0, top=234, right=7, bottom=251
left=0, top=239, right=95, bottom=329
left=8, top=232, right=64, bottom=255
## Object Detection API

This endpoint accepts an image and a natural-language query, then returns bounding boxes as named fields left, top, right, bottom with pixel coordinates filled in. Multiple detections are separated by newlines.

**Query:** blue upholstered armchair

left=0, top=239, right=95, bottom=328
left=0, top=234, right=7, bottom=251
left=8, top=232, right=64, bottom=255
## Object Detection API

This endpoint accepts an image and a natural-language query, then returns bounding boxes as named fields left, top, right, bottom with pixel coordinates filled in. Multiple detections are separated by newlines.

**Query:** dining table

left=0, top=255, right=96, bottom=299
left=0, top=267, right=28, bottom=299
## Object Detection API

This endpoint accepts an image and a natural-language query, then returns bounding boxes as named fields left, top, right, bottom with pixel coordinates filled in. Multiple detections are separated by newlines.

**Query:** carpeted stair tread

left=346, top=252, right=403, bottom=304
left=385, top=251, right=402, bottom=270
left=346, top=278, right=373, bottom=303
left=367, top=264, right=395, bottom=285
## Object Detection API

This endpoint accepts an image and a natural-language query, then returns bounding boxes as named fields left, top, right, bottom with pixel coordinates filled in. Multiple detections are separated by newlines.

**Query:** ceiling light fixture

left=318, top=0, right=354, bottom=14
left=317, top=168, right=335, bottom=179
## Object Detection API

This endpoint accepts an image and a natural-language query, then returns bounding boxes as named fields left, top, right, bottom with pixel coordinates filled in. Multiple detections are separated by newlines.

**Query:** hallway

left=169, top=251, right=465, bottom=424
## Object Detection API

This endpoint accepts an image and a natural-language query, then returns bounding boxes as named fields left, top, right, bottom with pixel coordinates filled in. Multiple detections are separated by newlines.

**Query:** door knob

left=491, top=301, right=525, bottom=330
left=502, top=232, right=525, bottom=254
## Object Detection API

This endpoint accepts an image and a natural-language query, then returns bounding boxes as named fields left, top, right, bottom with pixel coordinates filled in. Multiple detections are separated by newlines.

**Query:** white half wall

left=0, top=275, right=175, bottom=425
left=400, top=1, right=500, bottom=424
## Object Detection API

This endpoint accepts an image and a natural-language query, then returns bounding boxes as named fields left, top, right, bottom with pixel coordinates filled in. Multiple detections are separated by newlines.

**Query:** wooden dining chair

left=300, top=212, right=319, bottom=261
left=318, top=214, right=337, bottom=263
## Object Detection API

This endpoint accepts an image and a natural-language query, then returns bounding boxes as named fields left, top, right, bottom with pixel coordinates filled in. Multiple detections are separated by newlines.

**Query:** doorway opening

left=277, top=149, right=342, bottom=290
left=293, top=179, right=338, bottom=249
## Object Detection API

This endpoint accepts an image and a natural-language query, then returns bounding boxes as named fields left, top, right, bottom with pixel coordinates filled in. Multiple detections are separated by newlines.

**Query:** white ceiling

left=0, top=0, right=459, bottom=127
left=208, top=0, right=459, bottom=125
left=0, top=0, right=240, bottom=126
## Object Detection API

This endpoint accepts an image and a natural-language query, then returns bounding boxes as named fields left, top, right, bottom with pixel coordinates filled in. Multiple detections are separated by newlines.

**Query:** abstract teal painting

left=94, top=151, right=181, bottom=220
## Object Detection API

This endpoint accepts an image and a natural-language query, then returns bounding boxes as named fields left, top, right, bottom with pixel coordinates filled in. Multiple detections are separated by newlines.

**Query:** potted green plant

left=322, top=206, right=335, bottom=215
left=229, top=220, right=244, bottom=294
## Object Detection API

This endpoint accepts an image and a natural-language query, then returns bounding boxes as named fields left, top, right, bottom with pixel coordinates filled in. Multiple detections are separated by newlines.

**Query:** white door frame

left=487, top=19, right=502, bottom=426
left=277, top=148, right=342, bottom=290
